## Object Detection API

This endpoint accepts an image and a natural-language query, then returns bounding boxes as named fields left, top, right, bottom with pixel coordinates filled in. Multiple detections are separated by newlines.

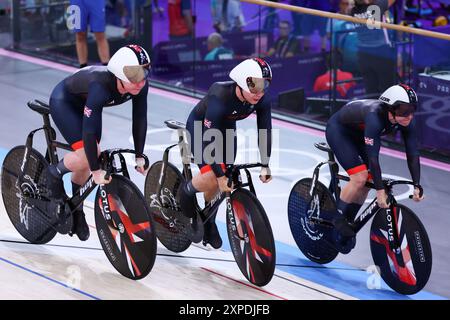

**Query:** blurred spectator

left=70, top=0, right=110, bottom=68
left=313, top=51, right=356, bottom=98
left=204, top=32, right=234, bottom=61
left=262, top=0, right=280, bottom=33
left=248, top=0, right=279, bottom=33
left=24, top=0, right=49, bottom=15
left=392, top=0, right=405, bottom=23
left=168, top=0, right=194, bottom=41
left=105, top=0, right=128, bottom=29
left=328, top=0, right=359, bottom=74
left=302, top=0, right=331, bottom=52
left=211, top=0, right=226, bottom=32
left=266, top=20, right=300, bottom=58
left=290, top=0, right=307, bottom=37
left=225, top=0, right=245, bottom=32
left=107, top=0, right=155, bottom=37
left=351, top=0, right=397, bottom=96
left=338, top=0, right=353, bottom=14
left=330, top=0, right=341, bottom=12
left=153, top=0, right=164, bottom=17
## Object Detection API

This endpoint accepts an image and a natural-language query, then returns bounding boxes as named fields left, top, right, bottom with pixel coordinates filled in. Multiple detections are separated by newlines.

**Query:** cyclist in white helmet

left=179, top=58, right=273, bottom=249
left=45, top=45, right=151, bottom=241
left=325, top=84, right=425, bottom=254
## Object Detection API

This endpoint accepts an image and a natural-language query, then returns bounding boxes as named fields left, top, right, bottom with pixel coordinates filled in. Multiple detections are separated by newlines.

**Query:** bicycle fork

left=97, top=184, right=123, bottom=232
left=384, top=197, right=407, bottom=266
left=225, top=192, right=247, bottom=241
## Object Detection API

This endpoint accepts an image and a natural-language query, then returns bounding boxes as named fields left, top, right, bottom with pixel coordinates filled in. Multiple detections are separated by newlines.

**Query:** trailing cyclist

left=179, top=58, right=273, bottom=249
left=45, top=44, right=151, bottom=241
left=326, top=84, right=425, bottom=253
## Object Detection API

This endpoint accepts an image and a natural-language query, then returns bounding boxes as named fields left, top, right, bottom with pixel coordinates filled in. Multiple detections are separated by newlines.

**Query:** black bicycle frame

left=72, top=148, right=148, bottom=230
left=20, top=104, right=148, bottom=223
left=200, top=163, right=261, bottom=224
left=157, top=122, right=261, bottom=226
left=311, top=142, right=423, bottom=253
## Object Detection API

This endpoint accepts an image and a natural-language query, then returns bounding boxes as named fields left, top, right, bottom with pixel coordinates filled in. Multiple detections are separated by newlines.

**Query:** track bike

left=144, top=120, right=276, bottom=286
left=1, top=100, right=157, bottom=280
left=288, top=142, right=432, bottom=295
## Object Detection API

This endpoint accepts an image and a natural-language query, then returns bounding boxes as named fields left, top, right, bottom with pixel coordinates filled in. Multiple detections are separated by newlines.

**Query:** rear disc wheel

left=1, top=146, right=56, bottom=244
left=144, top=161, right=192, bottom=253
left=288, top=178, right=339, bottom=264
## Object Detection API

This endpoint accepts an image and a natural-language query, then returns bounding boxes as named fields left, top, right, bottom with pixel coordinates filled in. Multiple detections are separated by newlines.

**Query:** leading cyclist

left=326, top=84, right=425, bottom=253
left=44, top=45, right=151, bottom=241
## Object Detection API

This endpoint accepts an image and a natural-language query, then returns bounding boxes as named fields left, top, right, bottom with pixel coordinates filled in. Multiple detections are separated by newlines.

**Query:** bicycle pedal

left=202, top=235, right=223, bottom=249
left=333, top=217, right=355, bottom=238
left=54, top=204, right=73, bottom=235
left=336, top=236, right=356, bottom=254
left=185, top=217, right=204, bottom=243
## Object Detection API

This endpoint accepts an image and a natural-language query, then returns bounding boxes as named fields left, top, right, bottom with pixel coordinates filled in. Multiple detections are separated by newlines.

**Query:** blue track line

left=0, top=256, right=101, bottom=300
left=216, top=221, right=446, bottom=300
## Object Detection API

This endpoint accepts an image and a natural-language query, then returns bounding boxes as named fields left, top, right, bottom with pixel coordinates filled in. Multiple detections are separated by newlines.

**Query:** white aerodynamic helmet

left=229, top=58, right=272, bottom=94
left=379, top=84, right=418, bottom=116
left=107, top=44, right=151, bottom=83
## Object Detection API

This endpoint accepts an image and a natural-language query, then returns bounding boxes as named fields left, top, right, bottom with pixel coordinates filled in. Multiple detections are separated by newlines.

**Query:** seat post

left=328, top=152, right=341, bottom=200
left=42, top=113, right=59, bottom=164
left=177, top=128, right=191, bottom=166
left=327, top=151, right=339, bottom=174
left=164, top=119, right=193, bottom=179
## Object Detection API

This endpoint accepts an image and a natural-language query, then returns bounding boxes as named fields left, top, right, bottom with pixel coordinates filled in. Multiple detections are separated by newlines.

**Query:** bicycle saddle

left=314, top=142, right=332, bottom=153
left=165, top=119, right=186, bottom=130
left=27, top=100, right=50, bottom=115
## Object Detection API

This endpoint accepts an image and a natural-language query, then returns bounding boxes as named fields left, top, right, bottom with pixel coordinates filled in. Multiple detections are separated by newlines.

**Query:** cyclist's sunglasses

left=124, top=63, right=151, bottom=84
left=247, top=77, right=271, bottom=94
left=394, top=103, right=416, bottom=117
